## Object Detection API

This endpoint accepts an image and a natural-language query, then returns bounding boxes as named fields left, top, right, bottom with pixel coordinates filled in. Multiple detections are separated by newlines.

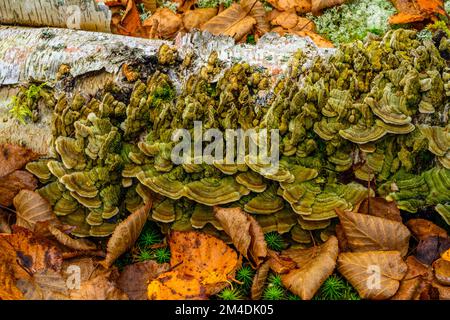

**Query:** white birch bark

left=0, top=0, right=112, bottom=33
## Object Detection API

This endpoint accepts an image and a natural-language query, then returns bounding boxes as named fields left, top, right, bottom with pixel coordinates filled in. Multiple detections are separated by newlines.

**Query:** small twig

left=0, top=204, right=17, bottom=214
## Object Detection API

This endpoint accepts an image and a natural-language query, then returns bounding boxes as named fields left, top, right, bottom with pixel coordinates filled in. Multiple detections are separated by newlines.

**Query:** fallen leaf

left=433, top=258, right=450, bottom=286
left=143, top=8, right=183, bottom=39
left=201, top=3, right=257, bottom=41
left=416, top=236, right=450, bottom=265
left=147, top=270, right=207, bottom=300
left=214, top=206, right=267, bottom=268
left=389, top=0, right=447, bottom=24
left=148, top=231, right=240, bottom=299
left=0, top=260, right=23, bottom=300
left=183, top=8, right=218, bottom=32
left=250, top=260, right=270, bottom=300
left=118, top=261, right=169, bottom=300
left=442, top=248, right=450, bottom=262
left=336, top=209, right=411, bottom=257
left=311, top=0, right=345, bottom=15
left=101, top=202, right=151, bottom=268
left=48, top=225, right=97, bottom=251
left=0, top=209, right=12, bottom=234
left=271, top=27, right=333, bottom=48
left=16, top=269, right=69, bottom=300
left=266, top=0, right=311, bottom=13
left=338, top=251, right=408, bottom=300
left=141, top=0, right=157, bottom=13
left=69, top=269, right=129, bottom=300
left=169, top=231, right=240, bottom=294
left=0, top=144, right=39, bottom=178
left=391, top=256, right=433, bottom=300
left=241, top=0, right=271, bottom=34
left=0, top=170, right=37, bottom=206
left=281, top=236, right=339, bottom=300
left=431, top=280, right=450, bottom=299
left=359, top=197, right=402, bottom=222
left=406, top=218, right=448, bottom=241
left=267, top=249, right=296, bottom=274
left=270, top=10, right=299, bottom=29
left=335, top=223, right=350, bottom=252
left=13, top=190, right=58, bottom=232
left=118, top=0, right=143, bottom=36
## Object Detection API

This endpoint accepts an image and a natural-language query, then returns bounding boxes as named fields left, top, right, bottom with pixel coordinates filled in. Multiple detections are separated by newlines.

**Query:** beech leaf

left=214, top=206, right=267, bottom=268
left=338, top=251, right=408, bottom=300
left=336, top=209, right=411, bottom=257
left=69, top=269, right=129, bottom=300
left=250, top=260, right=270, bottom=300
left=48, top=225, right=97, bottom=251
left=13, top=190, right=58, bottom=232
left=0, top=144, right=39, bottom=178
left=311, top=0, right=346, bottom=14
left=183, top=8, right=218, bottom=32
left=101, top=201, right=152, bottom=268
left=391, top=256, right=433, bottom=300
left=406, top=218, right=448, bottom=241
left=280, top=236, right=339, bottom=300
left=0, top=171, right=37, bottom=206
left=359, top=197, right=402, bottom=222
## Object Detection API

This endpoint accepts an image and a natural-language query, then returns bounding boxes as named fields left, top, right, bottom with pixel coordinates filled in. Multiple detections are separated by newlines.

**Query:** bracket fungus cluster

left=26, top=30, right=450, bottom=241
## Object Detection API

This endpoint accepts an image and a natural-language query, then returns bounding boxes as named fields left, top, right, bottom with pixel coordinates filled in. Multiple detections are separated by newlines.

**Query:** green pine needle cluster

left=264, top=232, right=285, bottom=251
left=134, top=222, right=171, bottom=264
left=236, top=265, right=255, bottom=289
left=261, top=272, right=288, bottom=300
left=314, top=274, right=360, bottom=300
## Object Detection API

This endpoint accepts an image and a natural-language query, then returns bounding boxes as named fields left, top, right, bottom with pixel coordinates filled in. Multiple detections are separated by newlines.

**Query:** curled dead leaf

left=101, top=202, right=151, bottom=268
left=280, top=236, right=339, bottom=300
left=311, top=0, right=346, bottom=15
left=16, top=269, right=69, bottom=300
left=336, top=209, right=411, bottom=257
left=338, top=251, right=408, bottom=300
left=69, top=269, right=129, bottom=300
left=266, top=0, right=311, bottom=13
left=214, top=206, right=267, bottom=268
left=48, top=225, right=97, bottom=251
left=391, top=256, right=433, bottom=300
left=359, top=197, right=402, bottom=222
left=250, top=260, right=270, bottom=300
left=433, top=258, right=450, bottom=286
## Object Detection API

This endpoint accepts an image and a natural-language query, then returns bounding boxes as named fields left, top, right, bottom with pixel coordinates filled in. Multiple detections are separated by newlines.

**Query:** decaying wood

left=0, top=0, right=111, bottom=32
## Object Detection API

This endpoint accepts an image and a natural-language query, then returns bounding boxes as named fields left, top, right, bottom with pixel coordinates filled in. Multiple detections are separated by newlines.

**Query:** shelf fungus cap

left=419, top=125, right=449, bottom=157
left=151, top=198, right=178, bottom=223
left=26, top=159, right=52, bottom=181
left=55, top=136, right=86, bottom=170
left=185, top=177, right=250, bottom=206
left=235, top=171, right=267, bottom=193
left=60, top=172, right=98, bottom=198
left=244, top=187, right=284, bottom=215
left=190, top=204, right=223, bottom=230
left=290, top=225, right=312, bottom=244
left=53, top=193, right=79, bottom=216
left=136, top=170, right=185, bottom=200
left=339, top=121, right=387, bottom=144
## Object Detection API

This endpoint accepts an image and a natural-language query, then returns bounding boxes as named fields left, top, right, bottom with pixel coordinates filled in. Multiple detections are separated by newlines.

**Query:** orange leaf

left=183, top=8, right=218, bottom=32
left=0, top=144, right=39, bottom=178
left=0, top=170, right=37, bottom=206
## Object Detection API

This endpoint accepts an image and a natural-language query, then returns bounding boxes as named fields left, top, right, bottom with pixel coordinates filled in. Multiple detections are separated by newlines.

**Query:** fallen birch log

left=0, top=0, right=111, bottom=32
left=0, top=26, right=330, bottom=155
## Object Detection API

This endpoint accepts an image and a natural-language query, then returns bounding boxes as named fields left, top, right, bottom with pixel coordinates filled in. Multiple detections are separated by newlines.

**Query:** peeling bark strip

left=0, top=0, right=111, bottom=33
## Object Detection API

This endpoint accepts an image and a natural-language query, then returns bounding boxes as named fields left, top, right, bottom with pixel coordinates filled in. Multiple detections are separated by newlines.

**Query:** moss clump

left=217, top=287, right=244, bottom=300
left=310, top=0, right=395, bottom=44
left=9, top=82, right=52, bottom=124
left=264, top=232, right=285, bottom=251
left=236, top=265, right=255, bottom=289
left=153, top=247, right=171, bottom=263
left=314, top=274, right=360, bottom=300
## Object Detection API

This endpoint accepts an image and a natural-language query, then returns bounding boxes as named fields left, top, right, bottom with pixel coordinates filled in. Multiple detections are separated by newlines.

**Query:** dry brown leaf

left=336, top=209, right=411, bottom=257
left=0, top=259, right=24, bottom=300
left=391, top=256, right=433, bottom=300
left=311, top=0, right=345, bottom=14
left=119, top=0, right=143, bottom=35
left=406, top=218, right=448, bottom=241
left=101, top=202, right=151, bottom=268
left=359, top=197, right=402, bottom=222
left=13, top=190, right=58, bottom=232
left=280, top=236, right=338, bottom=300
left=267, top=249, right=296, bottom=274
left=241, top=0, right=271, bottom=34
left=0, top=209, right=12, bottom=234
left=69, top=269, right=129, bottom=300
left=431, top=279, right=450, bottom=299
left=16, top=269, right=69, bottom=300
left=270, top=10, right=299, bottom=29
left=0, top=170, right=37, bottom=207
left=214, top=206, right=267, bottom=268
left=0, top=144, right=39, bottom=178
left=183, top=8, right=218, bottom=32
left=335, top=223, right=350, bottom=252
left=271, top=27, right=333, bottom=47
left=48, top=225, right=97, bottom=251
left=266, top=0, right=311, bottom=12
left=338, top=251, right=408, bottom=300
left=201, top=3, right=257, bottom=41
left=118, top=261, right=169, bottom=300
left=250, top=260, right=270, bottom=300
left=143, top=8, right=184, bottom=39
left=141, top=0, right=157, bottom=13
left=62, top=257, right=103, bottom=285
